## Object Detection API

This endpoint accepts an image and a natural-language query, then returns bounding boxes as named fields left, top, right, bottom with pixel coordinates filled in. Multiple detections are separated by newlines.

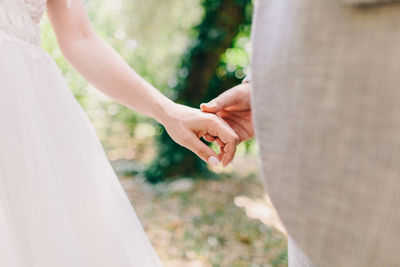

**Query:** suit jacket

left=344, top=0, right=399, bottom=5
left=251, top=0, right=400, bottom=266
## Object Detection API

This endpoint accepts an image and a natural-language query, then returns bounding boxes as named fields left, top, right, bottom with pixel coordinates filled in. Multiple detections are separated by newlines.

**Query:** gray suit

left=251, top=0, right=400, bottom=266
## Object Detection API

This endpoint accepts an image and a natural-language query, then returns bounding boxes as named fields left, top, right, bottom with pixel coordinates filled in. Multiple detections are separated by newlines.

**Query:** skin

left=200, top=83, right=254, bottom=161
left=46, top=0, right=239, bottom=167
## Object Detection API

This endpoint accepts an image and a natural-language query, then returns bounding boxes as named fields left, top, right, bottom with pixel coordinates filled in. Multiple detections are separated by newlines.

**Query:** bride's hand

left=159, top=103, right=239, bottom=167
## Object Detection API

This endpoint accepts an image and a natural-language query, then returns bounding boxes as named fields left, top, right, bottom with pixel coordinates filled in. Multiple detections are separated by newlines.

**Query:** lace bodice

left=0, top=0, right=47, bottom=46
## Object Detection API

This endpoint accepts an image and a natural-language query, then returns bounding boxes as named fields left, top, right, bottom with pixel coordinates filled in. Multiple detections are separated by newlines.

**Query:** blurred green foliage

left=41, top=0, right=253, bottom=182
left=42, top=0, right=204, bottom=122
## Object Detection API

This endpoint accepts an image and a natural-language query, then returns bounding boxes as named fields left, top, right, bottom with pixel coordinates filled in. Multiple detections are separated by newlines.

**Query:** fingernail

left=208, top=156, right=220, bottom=166
left=204, top=102, right=216, bottom=108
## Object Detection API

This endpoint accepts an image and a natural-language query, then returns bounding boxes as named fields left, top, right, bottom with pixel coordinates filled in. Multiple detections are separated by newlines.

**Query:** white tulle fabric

left=0, top=1, right=162, bottom=266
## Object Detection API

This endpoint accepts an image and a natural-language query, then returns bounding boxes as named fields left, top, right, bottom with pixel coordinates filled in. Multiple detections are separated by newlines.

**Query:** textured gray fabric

left=342, top=0, right=400, bottom=6
left=251, top=0, right=400, bottom=266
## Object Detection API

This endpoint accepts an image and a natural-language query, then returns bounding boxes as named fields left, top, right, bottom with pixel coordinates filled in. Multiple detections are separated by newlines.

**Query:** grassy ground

left=116, top=155, right=288, bottom=267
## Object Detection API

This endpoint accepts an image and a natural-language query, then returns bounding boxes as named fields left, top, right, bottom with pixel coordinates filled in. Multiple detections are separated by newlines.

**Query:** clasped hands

left=161, top=83, right=253, bottom=167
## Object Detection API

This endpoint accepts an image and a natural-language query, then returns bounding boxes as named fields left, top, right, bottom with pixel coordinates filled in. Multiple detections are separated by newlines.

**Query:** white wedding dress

left=0, top=1, right=162, bottom=266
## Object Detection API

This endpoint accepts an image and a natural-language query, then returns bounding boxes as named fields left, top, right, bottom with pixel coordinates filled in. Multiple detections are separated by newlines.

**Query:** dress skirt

left=0, top=35, right=162, bottom=267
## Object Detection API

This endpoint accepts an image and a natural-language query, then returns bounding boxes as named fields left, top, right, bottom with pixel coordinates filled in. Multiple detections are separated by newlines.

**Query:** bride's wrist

left=152, top=97, right=177, bottom=126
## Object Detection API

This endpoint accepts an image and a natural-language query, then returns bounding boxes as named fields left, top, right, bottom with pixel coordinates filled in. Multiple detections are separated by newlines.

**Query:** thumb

left=200, top=102, right=222, bottom=113
left=200, top=90, right=239, bottom=113
left=185, top=133, right=221, bottom=167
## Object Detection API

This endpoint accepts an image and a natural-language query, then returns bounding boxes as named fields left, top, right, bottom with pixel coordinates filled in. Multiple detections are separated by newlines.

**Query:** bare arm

left=47, top=0, right=169, bottom=121
left=46, top=0, right=239, bottom=166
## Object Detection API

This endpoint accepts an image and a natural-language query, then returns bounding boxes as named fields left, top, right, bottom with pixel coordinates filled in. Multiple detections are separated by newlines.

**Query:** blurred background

left=41, top=0, right=288, bottom=266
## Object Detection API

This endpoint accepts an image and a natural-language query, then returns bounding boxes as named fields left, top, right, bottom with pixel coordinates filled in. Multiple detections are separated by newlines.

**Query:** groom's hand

left=160, top=103, right=240, bottom=167
left=200, top=83, right=254, bottom=143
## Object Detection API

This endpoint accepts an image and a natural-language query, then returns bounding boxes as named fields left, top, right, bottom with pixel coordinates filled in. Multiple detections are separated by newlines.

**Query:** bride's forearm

left=60, top=33, right=174, bottom=124
left=46, top=0, right=239, bottom=165
left=47, top=0, right=175, bottom=124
